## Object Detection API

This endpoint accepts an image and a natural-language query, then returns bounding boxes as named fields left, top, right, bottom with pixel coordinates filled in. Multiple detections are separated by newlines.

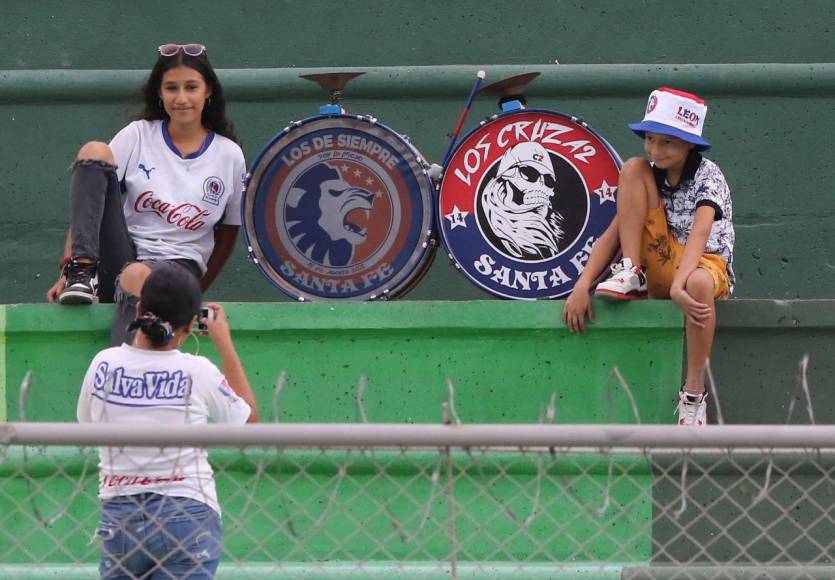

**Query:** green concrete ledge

left=715, top=299, right=835, bottom=329
left=7, top=298, right=835, bottom=334
left=3, top=63, right=835, bottom=104
left=1, top=300, right=684, bottom=425
left=0, top=300, right=683, bottom=333
left=6, top=299, right=835, bottom=426
left=709, top=299, right=835, bottom=423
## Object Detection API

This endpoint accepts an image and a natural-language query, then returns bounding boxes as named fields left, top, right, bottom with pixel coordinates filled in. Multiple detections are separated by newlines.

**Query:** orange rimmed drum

left=243, top=114, right=436, bottom=301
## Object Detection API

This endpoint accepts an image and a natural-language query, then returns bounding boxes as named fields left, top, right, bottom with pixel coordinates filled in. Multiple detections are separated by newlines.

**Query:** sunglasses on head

left=516, top=164, right=556, bottom=189
left=158, top=44, right=206, bottom=57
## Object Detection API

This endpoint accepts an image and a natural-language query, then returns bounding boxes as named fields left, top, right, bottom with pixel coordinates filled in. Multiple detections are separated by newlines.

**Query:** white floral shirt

left=653, top=151, right=735, bottom=290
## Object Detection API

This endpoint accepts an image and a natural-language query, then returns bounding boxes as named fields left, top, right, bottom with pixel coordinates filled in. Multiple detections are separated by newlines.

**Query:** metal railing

left=2, top=423, right=834, bottom=579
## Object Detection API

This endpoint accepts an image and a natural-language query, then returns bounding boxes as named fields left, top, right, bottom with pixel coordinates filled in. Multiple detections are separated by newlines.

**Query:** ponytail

left=128, top=311, right=175, bottom=347
left=128, top=263, right=202, bottom=348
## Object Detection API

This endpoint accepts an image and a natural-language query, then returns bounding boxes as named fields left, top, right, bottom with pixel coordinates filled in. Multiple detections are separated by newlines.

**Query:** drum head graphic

left=243, top=115, right=435, bottom=301
left=438, top=109, right=622, bottom=300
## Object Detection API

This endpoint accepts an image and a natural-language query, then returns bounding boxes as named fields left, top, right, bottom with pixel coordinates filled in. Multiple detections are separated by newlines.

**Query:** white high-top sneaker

left=594, top=258, right=648, bottom=300
left=676, top=389, right=708, bottom=427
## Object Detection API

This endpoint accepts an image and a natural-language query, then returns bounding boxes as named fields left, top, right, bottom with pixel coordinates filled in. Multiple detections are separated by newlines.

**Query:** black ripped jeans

left=69, top=161, right=200, bottom=346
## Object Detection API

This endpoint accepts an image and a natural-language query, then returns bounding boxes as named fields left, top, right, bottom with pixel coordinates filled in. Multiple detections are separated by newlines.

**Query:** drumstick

left=440, top=70, right=486, bottom=171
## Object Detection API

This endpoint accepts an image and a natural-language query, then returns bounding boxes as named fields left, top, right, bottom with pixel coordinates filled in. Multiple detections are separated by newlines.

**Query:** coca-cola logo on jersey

left=134, top=191, right=210, bottom=231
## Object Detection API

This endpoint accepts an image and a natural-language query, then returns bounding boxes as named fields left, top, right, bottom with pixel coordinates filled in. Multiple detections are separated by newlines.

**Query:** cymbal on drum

left=299, top=72, right=366, bottom=94
left=480, top=72, right=541, bottom=106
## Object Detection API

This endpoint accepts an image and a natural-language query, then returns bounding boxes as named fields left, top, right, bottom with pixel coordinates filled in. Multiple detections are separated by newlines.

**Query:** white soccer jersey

left=77, top=344, right=252, bottom=515
left=109, top=120, right=246, bottom=274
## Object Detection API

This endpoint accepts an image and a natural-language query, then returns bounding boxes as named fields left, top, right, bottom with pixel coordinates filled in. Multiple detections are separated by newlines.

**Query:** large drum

left=243, top=114, right=436, bottom=301
left=438, top=108, right=622, bottom=300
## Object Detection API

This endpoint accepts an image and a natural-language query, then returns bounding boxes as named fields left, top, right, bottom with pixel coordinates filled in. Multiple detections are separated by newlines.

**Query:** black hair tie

left=127, top=312, right=175, bottom=343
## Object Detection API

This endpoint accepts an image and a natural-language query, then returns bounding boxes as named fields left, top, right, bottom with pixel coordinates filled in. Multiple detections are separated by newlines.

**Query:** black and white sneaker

left=58, top=259, right=99, bottom=304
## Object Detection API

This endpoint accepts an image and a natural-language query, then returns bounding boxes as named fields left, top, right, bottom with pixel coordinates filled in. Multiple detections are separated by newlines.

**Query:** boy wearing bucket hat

left=562, top=87, right=735, bottom=427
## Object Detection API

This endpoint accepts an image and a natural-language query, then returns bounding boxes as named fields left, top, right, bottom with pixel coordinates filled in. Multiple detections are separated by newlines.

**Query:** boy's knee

left=620, top=157, right=652, bottom=178
left=117, top=262, right=152, bottom=297
left=685, top=268, right=715, bottom=300
left=76, top=141, right=116, bottom=165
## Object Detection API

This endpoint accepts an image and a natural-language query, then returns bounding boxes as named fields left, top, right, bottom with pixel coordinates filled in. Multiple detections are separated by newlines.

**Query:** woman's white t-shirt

left=109, top=120, right=245, bottom=274
left=77, top=344, right=251, bottom=515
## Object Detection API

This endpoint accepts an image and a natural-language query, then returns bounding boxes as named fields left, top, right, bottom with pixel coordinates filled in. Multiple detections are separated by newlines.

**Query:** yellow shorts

left=642, top=205, right=730, bottom=300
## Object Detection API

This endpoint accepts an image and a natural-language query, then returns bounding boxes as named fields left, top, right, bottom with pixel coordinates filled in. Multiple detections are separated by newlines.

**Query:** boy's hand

left=562, top=288, right=595, bottom=333
left=670, top=286, right=711, bottom=328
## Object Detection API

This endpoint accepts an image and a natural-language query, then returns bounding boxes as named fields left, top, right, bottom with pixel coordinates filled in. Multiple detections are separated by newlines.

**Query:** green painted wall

left=5, top=300, right=832, bottom=428
left=0, top=448, right=651, bottom=577
left=1, top=301, right=681, bottom=424
left=2, top=1, right=835, bottom=302
left=711, top=300, right=835, bottom=424
left=0, top=306, right=5, bottom=422
left=3, top=300, right=834, bottom=574
left=2, top=2, right=835, bottom=575
left=0, top=301, right=680, bottom=574
left=3, top=1, right=835, bottom=70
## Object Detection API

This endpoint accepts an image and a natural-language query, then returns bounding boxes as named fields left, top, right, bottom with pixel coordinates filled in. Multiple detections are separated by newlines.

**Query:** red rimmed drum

left=438, top=109, right=622, bottom=300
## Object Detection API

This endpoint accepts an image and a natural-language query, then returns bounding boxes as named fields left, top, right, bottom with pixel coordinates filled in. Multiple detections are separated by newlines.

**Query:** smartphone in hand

left=197, top=306, right=215, bottom=332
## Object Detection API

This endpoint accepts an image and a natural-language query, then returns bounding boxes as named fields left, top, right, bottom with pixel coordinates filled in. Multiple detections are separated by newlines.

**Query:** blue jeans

left=98, top=494, right=223, bottom=579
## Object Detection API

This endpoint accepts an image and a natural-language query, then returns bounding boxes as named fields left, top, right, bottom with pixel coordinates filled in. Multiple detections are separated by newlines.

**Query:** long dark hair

left=132, top=264, right=202, bottom=348
left=139, top=49, right=239, bottom=143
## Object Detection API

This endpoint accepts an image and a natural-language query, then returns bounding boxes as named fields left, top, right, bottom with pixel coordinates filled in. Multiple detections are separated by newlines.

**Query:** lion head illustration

left=285, top=164, right=376, bottom=267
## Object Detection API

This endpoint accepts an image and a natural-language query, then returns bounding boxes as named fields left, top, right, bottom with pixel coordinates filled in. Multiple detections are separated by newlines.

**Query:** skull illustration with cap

left=479, top=141, right=563, bottom=260
left=495, top=142, right=557, bottom=213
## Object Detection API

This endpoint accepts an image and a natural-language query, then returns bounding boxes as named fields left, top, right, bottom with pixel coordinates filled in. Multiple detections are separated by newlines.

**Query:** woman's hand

left=670, top=285, right=711, bottom=328
left=562, top=287, right=595, bottom=333
left=46, top=275, right=67, bottom=303
left=202, top=302, right=234, bottom=347
left=202, top=302, right=259, bottom=422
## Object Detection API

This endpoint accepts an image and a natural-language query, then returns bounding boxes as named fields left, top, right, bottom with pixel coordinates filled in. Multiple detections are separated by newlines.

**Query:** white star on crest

left=353, top=169, right=362, bottom=178
left=445, top=205, right=469, bottom=230
left=594, top=180, right=617, bottom=203
left=365, top=177, right=374, bottom=186
left=340, top=164, right=350, bottom=173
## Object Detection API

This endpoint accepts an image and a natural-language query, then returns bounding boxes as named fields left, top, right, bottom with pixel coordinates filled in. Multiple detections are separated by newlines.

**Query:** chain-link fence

left=1, top=423, right=834, bottom=579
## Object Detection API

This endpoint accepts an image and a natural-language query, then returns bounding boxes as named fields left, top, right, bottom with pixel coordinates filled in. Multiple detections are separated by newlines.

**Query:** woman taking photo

left=77, top=263, right=259, bottom=578
left=47, top=43, right=244, bottom=346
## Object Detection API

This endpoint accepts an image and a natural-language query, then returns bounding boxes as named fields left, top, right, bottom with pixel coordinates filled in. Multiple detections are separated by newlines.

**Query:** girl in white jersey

left=47, top=44, right=245, bottom=346
left=77, top=263, right=259, bottom=578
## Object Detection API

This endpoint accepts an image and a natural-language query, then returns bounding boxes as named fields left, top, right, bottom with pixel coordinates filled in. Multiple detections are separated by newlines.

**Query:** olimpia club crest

left=439, top=109, right=622, bottom=300
left=243, top=115, right=435, bottom=301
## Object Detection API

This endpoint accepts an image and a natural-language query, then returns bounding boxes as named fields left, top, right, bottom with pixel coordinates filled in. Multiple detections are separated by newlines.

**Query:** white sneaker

left=676, top=389, right=708, bottom=426
left=594, top=258, right=648, bottom=300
